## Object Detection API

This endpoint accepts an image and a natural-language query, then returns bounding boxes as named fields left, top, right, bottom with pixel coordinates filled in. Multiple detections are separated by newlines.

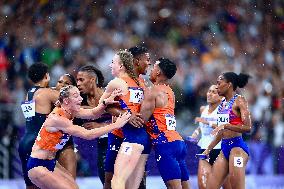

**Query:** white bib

left=165, top=114, right=176, bottom=131
left=21, top=100, right=36, bottom=119
left=129, top=88, right=144, bottom=104
left=217, top=113, right=229, bottom=126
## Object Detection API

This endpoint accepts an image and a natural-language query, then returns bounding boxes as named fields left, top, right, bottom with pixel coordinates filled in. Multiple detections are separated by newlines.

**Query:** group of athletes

left=18, top=45, right=252, bottom=189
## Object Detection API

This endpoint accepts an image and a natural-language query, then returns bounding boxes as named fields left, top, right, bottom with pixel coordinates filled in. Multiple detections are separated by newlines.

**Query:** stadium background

left=0, top=0, right=283, bottom=188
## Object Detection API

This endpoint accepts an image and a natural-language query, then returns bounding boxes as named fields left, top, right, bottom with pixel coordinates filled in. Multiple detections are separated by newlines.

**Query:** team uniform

left=18, top=86, right=47, bottom=186
left=217, top=94, right=249, bottom=160
left=146, top=85, right=189, bottom=182
left=105, top=76, right=151, bottom=173
left=27, top=107, right=71, bottom=172
left=198, top=105, right=221, bottom=165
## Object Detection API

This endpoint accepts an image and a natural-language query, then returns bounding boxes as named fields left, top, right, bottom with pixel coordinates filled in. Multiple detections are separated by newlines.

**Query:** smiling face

left=56, top=75, right=74, bottom=90
left=207, top=85, right=221, bottom=104
left=216, top=74, right=230, bottom=96
left=110, top=54, right=122, bottom=77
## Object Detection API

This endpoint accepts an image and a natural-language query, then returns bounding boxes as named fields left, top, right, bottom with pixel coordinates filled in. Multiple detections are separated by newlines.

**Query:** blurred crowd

left=0, top=0, right=283, bottom=175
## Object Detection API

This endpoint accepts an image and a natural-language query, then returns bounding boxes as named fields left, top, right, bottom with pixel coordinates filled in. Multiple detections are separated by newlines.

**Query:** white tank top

left=198, top=105, right=221, bottom=149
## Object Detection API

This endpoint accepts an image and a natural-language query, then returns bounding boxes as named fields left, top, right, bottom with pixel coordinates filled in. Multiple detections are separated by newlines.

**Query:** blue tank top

left=24, top=86, right=47, bottom=136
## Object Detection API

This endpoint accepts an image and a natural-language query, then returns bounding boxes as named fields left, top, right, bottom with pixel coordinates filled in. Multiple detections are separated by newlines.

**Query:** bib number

left=21, top=100, right=36, bottom=119
left=129, top=88, right=144, bottom=104
left=165, top=114, right=176, bottom=131
left=217, top=113, right=229, bottom=126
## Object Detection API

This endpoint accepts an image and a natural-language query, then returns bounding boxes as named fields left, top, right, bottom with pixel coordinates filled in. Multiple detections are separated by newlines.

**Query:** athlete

left=104, top=46, right=150, bottom=189
left=27, top=85, right=131, bottom=189
left=189, top=85, right=231, bottom=189
left=100, top=50, right=151, bottom=189
left=55, top=73, right=78, bottom=178
left=203, top=72, right=251, bottom=189
left=140, top=58, right=190, bottom=189
left=76, top=65, right=111, bottom=184
left=18, top=62, right=59, bottom=189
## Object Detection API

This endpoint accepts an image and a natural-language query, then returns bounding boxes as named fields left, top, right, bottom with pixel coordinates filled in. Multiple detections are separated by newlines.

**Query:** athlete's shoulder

left=200, top=105, right=207, bottom=114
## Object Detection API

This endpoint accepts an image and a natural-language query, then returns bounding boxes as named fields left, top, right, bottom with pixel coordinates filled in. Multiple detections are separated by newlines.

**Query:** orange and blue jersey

left=35, top=107, right=71, bottom=153
left=111, top=76, right=145, bottom=138
left=146, top=84, right=183, bottom=145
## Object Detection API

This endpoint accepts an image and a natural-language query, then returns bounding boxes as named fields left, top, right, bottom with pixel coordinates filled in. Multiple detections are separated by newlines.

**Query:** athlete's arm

left=140, top=87, right=156, bottom=122
left=203, top=132, right=222, bottom=155
left=223, top=96, right=252, bottom=133
left=75, top=89, right=122, bottom=120
left=49, top=112, right=131, bottom=140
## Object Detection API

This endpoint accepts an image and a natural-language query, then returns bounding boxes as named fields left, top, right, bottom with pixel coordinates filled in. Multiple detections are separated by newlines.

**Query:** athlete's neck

left=61, top=105, right=73, bottom=119
left=118, top=72, right=129, bottom=78
left=224, top=92, right=235, bottom=101
left=87, top=87, right=103, bottom=106
left=208, top=101, right=220, bottom=113
left=34, top=81, right=48, bottom=88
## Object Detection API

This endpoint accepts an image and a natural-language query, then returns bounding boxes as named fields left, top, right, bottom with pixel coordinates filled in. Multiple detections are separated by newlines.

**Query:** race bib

left=129, top=88, right=144, bottom=104
left=217, top=113, right=229, bottom=126
left=165, top=114, right=176, bottom=131
left=21, top=100, right=36, bottom=119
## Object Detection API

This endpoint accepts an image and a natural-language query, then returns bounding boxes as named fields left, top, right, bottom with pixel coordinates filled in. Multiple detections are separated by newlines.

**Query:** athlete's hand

left=128, top=113, right=144, bottom=128
left=211, top=124, right=225, bottom=136
left=202, top=149, right=210, bottom=156
left=114, top=112, right=131, bottom=129
left=103, top=89, right=123, bottom=105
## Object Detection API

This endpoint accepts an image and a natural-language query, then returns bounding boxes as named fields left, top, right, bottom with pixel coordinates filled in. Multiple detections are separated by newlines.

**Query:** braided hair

left=117, top=50, right=140, bottom=86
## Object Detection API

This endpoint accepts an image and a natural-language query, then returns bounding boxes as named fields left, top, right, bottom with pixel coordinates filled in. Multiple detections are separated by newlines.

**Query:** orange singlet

left=146, top=84, right=182, bottom=145
left=112, top=76, right=145, bottom=138
left=35, top=107, right=71, bottom=152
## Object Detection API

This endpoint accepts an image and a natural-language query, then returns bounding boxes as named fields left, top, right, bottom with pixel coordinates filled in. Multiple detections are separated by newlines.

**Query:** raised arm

left=48, top=112, right=131, bottom=140
left=75, top=88, right=123, bottom=120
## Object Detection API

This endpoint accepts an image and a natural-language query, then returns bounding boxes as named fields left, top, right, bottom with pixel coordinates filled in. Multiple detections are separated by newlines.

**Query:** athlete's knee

left=111, top=175, right=126, bottom=189
left=166, top=180, right=182, bottom=189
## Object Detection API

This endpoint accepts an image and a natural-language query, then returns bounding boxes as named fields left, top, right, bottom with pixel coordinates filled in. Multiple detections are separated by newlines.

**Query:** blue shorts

left=27, top=157, right=56, bottom=172
left=105, top=133, right=123, bottom=173
left=154, top=140, right=189, bottom=182
left=221, top=136, right=249, bottom=160
left=122, top=123, right=152, bottom=154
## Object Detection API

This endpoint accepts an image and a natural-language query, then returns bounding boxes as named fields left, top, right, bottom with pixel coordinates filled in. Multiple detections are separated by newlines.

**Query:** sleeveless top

left=198, top=105, right=221, bottom=149
left=35, top=107, right=71, bottom=152
left=146, top=85, right=182, bottom=145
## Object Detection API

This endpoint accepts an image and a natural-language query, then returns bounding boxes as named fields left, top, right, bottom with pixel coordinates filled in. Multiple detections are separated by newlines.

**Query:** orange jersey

left=112, top=76, right=145, bottom=138
left=146, top=85, right=182, bottom=145
left=35, top=107, right=71, bottom=152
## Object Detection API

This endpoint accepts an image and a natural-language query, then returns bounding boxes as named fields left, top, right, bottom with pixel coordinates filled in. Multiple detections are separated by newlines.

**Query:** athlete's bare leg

left=28, top=166, right=78, bottom=189
left=206, top=152, right=229, bottom=189
left=126, top=154, right=148, bottom=189
left=111, top=142, right=144, bottom=189
left=104, top=172, right=113, bottom=189
left=181, top=180, right=190, bottom=189
left=228, top=148, right=248, bottom=189
left=198, top=160, right=211, bottom=189
left=57, top=147, right=77, bottom=178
